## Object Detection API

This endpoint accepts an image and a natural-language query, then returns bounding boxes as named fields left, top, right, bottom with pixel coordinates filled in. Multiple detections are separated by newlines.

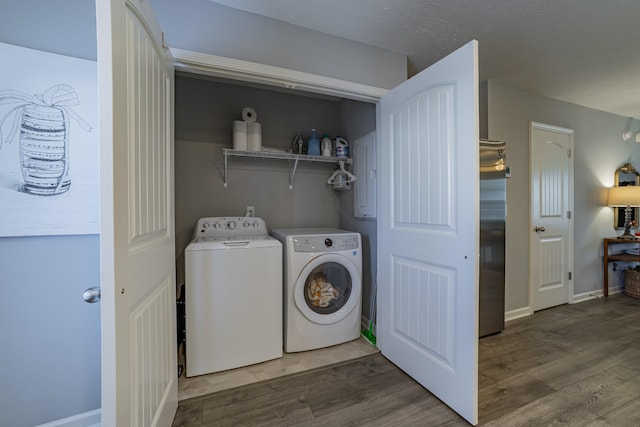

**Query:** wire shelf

left=222, top=148, right=351, bottom=189
left=223, top=148, right=351, bottom=164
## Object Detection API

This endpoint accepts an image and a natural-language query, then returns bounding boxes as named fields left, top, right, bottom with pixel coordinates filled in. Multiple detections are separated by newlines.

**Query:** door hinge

left=162, top=32, right=169, bottom=50
left=568, top=272, right=572, bottom=280
left=567, top=210, right=572, bottom=219
left=567, top=149, right=572, bottom=158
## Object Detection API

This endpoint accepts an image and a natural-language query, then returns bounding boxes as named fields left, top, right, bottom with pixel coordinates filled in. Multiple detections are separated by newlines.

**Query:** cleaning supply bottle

left=307, top=129, right=320, bottom=156
left=321, top=133, right=332, bottom=156
left=335, top=137, right=349, bottom=157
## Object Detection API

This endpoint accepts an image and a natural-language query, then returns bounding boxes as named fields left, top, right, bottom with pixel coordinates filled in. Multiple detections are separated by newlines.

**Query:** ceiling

left=208, top=0, right=640, bottom=119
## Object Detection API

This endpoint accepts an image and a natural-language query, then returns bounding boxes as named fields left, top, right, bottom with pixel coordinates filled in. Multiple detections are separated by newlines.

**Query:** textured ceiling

left=208, top=0, right=640, bottom=119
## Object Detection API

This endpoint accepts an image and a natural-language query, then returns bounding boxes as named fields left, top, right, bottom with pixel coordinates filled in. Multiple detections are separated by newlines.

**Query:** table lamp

left=608, top=186, right=640, bottom=239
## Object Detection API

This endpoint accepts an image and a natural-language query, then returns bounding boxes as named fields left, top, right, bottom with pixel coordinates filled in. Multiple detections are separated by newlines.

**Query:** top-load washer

left=271, top=228, right=362, bottom=352
left=185, top=217, right=282, bottom=377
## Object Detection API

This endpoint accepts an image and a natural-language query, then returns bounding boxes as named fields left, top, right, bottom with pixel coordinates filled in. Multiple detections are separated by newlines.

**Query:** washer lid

left=186, top=234, right=282, bottom=251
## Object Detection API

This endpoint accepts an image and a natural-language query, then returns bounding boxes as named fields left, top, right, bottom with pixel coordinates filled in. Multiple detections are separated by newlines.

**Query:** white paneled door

left=530, top=122, right=574, bottom=311
left=377, top=41, right=479, bottom=425
left=97, top=0, right=177, bottom=425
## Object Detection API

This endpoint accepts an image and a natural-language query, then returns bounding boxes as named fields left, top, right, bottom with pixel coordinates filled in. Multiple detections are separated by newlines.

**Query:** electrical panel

left=353, top=131, right=376, bottom=219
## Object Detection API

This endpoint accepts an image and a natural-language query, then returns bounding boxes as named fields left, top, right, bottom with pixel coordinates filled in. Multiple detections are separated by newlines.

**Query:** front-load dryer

left=271, top=228, right=362, bottom=352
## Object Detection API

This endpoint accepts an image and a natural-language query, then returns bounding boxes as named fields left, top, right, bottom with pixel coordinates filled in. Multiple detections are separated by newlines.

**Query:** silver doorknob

left=83, top=287, right=101, bottom=303
left=534, top=226, right=546, bottom=232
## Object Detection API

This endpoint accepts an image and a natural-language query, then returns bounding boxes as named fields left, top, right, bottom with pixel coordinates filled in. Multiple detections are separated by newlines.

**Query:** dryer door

left=295, top=253, right=361, bottom=325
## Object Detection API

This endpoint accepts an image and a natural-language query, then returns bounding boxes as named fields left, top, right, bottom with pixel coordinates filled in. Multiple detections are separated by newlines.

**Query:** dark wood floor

left=173, top=295, right=640, bottom=426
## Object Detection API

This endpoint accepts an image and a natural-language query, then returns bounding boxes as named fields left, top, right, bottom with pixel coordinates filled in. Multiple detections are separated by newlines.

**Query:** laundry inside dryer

left=305, top=262, right=352, bottom=313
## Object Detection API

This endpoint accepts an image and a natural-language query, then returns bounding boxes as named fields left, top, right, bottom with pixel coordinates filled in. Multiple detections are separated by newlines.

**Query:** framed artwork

left=0, top=42, right=98, bottom=236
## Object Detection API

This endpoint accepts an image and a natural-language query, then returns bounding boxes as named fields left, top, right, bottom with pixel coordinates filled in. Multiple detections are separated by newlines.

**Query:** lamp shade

left=608, top=186, right=640, bottom=207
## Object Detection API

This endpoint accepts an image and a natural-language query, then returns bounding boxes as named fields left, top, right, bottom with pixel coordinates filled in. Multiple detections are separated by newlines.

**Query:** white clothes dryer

left=185, top=217, right=282, bottom=377
left=271, top=228, right=362, bottom=352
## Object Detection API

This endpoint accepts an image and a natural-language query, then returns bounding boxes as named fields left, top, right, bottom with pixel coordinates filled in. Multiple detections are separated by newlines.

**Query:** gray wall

left=0, top=0, right=96, bottom=61
left=487, top=81, right=640, bottom=313
left=174, top=76, right=378, bottom=288
left=151, top=0, right=407, bottom=90
left=0, top=236, right=101, bottom=427
left=0, top=1, right=100, bottom=426
left=174, top=75, right=379, bottom=329
left=338, top=99, right=378, bottom=322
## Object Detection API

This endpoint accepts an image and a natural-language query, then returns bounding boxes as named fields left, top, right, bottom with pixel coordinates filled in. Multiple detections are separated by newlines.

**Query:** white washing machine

left=271, top=228, right=362, bottom=352
left=185, top=217, right=282, bottom=377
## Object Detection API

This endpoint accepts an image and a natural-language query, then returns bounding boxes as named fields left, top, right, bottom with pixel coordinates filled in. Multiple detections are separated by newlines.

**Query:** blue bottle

left=307, top=129, right=320, bottom=156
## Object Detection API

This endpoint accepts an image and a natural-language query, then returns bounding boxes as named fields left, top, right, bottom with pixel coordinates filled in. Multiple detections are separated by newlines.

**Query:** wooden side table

left=603, top=238, right=640, bottom=297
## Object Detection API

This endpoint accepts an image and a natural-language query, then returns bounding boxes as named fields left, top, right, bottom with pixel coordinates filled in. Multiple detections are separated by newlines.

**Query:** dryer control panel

left=293, top=235, right=359, bottom=252
left=194, top=217, right=267, bottom=238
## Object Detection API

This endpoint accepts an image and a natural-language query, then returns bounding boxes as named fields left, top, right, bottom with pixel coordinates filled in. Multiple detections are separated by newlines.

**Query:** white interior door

left=97, top=0, right=177, bottom=425
left=377, top=41, right=479, bottom=425
left=530, top=122, right=573, bottom=311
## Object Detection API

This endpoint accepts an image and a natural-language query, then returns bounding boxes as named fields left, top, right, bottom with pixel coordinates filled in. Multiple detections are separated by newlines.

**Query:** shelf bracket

left=289, top=156, right=300, bottom=190
left=223, top=150, right=228, bottom=187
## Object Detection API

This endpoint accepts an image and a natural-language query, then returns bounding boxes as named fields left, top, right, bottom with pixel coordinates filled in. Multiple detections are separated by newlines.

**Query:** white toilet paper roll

left=247, top=122, right=262, bottom=151
left=242, top=107, right=257, bottom=123
left=233, top=120, right=247, bottom=150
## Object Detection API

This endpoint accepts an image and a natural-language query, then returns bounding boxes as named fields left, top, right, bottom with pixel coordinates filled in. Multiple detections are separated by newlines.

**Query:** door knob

left=83, top=287, right=101, bottom=303
left=534, top=226, right=546, bottom=232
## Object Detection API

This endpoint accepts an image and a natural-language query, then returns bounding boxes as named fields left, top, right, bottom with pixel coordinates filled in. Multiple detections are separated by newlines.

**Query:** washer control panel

left=195, top=217, right=267, bottom=238
left=293, top=235, right=359, bottom=252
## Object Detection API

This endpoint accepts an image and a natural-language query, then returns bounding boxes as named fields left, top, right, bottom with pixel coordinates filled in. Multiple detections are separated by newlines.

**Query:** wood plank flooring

left=173, top=295, right=640, bottom=426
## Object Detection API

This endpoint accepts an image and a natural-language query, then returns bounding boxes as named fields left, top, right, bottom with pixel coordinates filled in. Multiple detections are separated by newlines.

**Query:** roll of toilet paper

left=247, top=122, right=262, bottom=151
left=242, top=107, right=257, bottom=123
left=233, top=120, right=247, bottom=150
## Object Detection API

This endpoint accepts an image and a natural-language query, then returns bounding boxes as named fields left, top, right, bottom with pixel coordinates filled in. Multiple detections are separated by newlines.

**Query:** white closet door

left=377, top=41, right=480, bottom=425
left=97, top=0, right=177, bottom=425
left=530, top=122, right=573, bottom=311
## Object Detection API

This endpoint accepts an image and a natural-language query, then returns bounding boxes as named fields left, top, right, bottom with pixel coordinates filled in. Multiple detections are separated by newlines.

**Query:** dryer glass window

left=304, top=262, right=352, bottom=314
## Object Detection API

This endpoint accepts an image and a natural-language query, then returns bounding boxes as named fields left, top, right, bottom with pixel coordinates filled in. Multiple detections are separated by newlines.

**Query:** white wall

left=151, top=0, right=407, bottom=90
left=487, top=81, right=640, bottom=312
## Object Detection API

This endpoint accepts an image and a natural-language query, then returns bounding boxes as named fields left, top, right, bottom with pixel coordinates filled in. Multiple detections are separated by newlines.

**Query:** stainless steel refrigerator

left=479, top=140, right=508, bottom=337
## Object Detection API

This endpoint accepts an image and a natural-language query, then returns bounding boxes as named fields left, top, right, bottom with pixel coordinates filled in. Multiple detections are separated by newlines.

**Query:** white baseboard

left=609, top=286, right=624, bottom=295
left=505, top=306, right=532, bottom=322
left=572, top=286, right=624, bottom=303
left=505, top=287, right=625, bottom=323
left=572, top=290, right=601, bottom=303
left=37, top=409, right=101, bottom=427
